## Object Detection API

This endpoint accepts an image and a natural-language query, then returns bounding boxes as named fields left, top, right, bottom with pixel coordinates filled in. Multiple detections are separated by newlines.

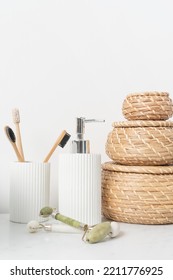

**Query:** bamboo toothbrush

left=43, top=130, right=71, bottom=163
left=4, top=126, right=24, bottom=162
left=12, top=108, right=25, bottom=161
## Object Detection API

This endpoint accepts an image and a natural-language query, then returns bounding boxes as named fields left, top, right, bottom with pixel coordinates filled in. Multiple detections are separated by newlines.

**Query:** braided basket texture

left=106, top=121, right=173, bottom=166
left=102, top=162, right=173, bottom=224
left=122, top=92, right=173, bottom=121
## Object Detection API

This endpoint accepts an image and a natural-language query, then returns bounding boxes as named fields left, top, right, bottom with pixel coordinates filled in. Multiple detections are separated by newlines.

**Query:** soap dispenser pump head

left=76, top=117, right=85, bottom=140
left=72, top=117, right=105, bottom=154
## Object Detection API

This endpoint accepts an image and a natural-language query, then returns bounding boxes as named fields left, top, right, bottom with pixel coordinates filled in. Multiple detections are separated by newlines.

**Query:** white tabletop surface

left=0, top=214, right=172, bottom=260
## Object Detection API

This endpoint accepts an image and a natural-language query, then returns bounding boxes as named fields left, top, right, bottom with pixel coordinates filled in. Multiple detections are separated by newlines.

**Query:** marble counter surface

left=0, top=214, right=172, bottom=260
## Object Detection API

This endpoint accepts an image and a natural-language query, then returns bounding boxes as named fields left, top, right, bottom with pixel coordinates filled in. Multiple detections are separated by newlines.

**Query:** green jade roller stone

left=40, top=207, right=53, bottom=217
left=86, top=222, right=111, bottom=244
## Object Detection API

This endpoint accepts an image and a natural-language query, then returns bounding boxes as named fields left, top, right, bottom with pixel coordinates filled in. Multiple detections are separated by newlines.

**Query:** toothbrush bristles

left=59, top=132, right=71, bottom=148
left=5, top=126, right=16, bottom=143
left=12, top=108, right=20, bottom=123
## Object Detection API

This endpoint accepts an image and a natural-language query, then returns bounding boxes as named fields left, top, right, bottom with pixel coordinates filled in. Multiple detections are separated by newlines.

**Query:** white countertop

left=0, top=214, right=172, bottom=260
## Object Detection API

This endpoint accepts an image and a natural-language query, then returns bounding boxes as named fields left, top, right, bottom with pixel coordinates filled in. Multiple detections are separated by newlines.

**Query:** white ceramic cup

left=10, top=162, right=50, bottom=223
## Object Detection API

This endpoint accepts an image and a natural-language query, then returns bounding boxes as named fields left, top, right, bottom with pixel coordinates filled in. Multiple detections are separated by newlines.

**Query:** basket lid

left=102, top=161, right=173, bottom=174
left=125, top=91, right=169, bottom=99
left=112, top=120, right=173, bottom=128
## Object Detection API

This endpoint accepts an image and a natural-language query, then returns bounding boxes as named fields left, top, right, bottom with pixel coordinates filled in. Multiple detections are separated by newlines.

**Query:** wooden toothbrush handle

left=12, top=142, right=24, bottom=162
left=43, top=130, right=66, bottom=163
left=15, top=123, right=25, bottom=161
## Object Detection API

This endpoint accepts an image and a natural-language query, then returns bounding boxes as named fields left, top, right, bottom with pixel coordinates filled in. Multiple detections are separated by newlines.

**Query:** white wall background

left=0, top=0, right=173, bottom=213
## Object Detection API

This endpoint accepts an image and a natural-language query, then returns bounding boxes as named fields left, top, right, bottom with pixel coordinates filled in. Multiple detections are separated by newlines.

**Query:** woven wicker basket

left=122, top=92, right=173, bottom=121
left=106, top=120, right=173, bottom=166
left=102, top=162, right=173, bottom=224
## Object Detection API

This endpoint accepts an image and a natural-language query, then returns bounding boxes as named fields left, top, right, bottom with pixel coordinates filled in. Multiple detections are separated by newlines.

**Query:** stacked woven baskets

left=102, top=92, right=173, bottom=224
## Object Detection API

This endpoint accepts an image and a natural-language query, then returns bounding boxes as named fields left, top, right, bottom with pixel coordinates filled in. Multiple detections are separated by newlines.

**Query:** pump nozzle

left=72, top=117, right=105, bottom=153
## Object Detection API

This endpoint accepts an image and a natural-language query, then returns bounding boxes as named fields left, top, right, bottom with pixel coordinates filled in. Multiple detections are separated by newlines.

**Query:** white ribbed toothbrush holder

left=10, top=162, right=50, bottom=224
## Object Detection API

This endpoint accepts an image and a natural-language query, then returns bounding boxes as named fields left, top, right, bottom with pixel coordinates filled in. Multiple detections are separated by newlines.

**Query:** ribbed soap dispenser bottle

left=58, top=117, right=104, bottom=225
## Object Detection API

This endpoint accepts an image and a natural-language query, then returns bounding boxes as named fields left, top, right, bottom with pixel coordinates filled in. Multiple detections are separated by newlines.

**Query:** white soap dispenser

left=58, top=117, right=104, bottom=225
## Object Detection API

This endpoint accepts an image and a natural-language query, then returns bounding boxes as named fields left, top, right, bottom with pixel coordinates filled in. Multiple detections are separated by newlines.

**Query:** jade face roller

left=39, top=207, right=120, bottom=243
